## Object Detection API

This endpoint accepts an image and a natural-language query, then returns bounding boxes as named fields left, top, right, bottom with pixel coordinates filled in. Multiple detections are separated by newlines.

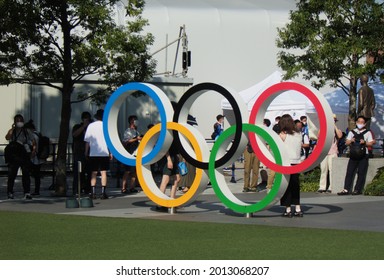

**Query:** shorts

left=161, top=155, right=179, bottom=176
left=89, top=156, right=110, bottom=172
left=124, top=164, right=136, bottom=173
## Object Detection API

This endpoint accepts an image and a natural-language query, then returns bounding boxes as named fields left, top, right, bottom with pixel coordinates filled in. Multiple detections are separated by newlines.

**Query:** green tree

left=0, top=0, right=156, bottom=195
left=277, top=0, right=384, bottom=129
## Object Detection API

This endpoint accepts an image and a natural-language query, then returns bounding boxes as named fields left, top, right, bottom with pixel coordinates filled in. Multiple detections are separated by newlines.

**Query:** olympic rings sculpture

left=103, top=81, right=334, bottom=214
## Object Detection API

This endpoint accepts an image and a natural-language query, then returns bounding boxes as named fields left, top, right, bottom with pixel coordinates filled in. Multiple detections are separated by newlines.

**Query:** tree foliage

left=0, top=0, right=155, bottom=100
left=0, top=0, right=156, bottom=194
left=276, top=0, right=384, bottom=127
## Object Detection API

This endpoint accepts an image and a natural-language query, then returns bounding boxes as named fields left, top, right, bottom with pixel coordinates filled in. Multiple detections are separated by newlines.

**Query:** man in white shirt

left=337, top=116, right=375, bottom=195
left=84, top=109, right=112, bottom=199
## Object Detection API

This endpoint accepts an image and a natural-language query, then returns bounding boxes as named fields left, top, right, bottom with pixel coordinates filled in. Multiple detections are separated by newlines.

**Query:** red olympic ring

left=248, top=82, right=334, bottom=174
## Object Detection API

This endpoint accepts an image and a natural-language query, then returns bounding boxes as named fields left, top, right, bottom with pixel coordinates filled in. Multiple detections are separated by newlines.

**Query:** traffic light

left=182, top=51, right=191, bottom=70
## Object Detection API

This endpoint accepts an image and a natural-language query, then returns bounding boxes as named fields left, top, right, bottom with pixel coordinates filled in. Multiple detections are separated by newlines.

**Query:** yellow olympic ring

left=135, top=122, right=209, bottom=208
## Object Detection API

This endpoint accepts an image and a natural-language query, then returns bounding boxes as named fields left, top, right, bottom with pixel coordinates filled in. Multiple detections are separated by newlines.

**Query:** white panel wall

left=141, top=0, right=296, bottom=137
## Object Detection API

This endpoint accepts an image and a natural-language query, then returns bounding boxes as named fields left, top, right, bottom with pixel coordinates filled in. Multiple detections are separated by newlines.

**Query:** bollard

left=80, top=197, right=93, bottom=208
left=65, top=198, right=79, bottom=208
left=78, top=160, right=82, bottom=207
left=168, top=207, right=177, bottom=214
left=245, top=212, right=253, bottom=218
left=230, top=162, right=236, bottom=183
left=78, top=160, right=93, bottom=207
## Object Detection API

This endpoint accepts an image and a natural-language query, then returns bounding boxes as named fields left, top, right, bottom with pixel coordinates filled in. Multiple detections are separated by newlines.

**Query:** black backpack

left=349, top=130, right=369, bottom=160
left=35, top=132, right=51, bottom=160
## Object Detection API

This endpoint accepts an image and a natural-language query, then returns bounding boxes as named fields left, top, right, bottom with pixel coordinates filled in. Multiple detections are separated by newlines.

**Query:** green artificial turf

left=1, top=211, right=383, bottom=260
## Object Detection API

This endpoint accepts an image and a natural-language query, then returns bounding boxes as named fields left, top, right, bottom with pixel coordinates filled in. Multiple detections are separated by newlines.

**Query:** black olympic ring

left=172, top=82, right=244, bottom=169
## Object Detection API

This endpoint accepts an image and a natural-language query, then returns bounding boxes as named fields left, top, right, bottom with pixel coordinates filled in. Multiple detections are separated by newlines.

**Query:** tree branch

left=70, top=92, right=98, bottom=104
left=42, top=26, right=65, bottom=59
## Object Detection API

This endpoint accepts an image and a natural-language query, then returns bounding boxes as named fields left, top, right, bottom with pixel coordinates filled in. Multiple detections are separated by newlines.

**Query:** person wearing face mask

left=299, top=115, right=311, bottom=158
left=300, top=116, right=309, bottom=136
left=5, top=114, right=36, bottom=199
left=121, top=115, right=142, bottom=194
left=338, top=116, right=375, bottom=195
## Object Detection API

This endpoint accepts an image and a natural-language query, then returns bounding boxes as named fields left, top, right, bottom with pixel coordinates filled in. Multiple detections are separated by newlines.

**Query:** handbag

left=178, top=161, right=188, bottom=176
left=4, top=141, right=28, bottom=163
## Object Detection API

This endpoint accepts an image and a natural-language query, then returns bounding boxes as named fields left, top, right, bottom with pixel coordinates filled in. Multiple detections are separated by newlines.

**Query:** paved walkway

left=1, top=171, right=384, bottom=233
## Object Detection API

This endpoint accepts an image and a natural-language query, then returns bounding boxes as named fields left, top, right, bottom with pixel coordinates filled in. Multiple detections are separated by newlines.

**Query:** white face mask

left=133, top=120, right=138, bottom=127
left=357, top=123, right=365, bottom=129
left=16, top=122, right=24, bottom=128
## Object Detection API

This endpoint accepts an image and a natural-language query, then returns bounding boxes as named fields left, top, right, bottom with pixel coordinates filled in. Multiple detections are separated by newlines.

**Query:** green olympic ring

left=209, top=123, right=289, bottom=214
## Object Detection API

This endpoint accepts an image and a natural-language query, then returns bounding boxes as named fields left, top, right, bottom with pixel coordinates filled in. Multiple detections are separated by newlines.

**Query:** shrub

left=364, top=166, right=384, bottom=196
left=300, top=166, right=320, bottom=192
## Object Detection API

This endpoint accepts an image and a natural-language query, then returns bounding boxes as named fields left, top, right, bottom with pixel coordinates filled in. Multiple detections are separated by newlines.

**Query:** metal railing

left=1, top=138, right=383, bottom=181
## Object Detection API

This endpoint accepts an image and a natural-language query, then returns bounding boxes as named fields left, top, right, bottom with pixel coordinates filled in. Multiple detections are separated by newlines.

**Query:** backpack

left=35, top=132, right=51, bottom=160
left=211, top=123, right=220, bottom=140
left=211, top=131, right=218, bottom=140
left=349, top=130, right=369, bottom=160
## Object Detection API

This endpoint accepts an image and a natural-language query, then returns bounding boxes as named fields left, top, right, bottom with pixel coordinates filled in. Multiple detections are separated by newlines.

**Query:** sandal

left=294, top=211, right=304, bottom=217
left=282, top=211, right=293, bottom=218
left=337, top=189, right=349, bottom=195
left=181, top=187, right=189, bottom=193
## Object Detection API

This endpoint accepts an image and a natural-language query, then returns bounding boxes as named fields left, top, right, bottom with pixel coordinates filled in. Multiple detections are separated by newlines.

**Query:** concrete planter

left=331, top=157, right=384, bottom=193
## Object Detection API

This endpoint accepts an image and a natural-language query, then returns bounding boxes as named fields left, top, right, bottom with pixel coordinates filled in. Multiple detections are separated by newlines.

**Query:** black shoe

left=121, top=189, right=128, bottom=194
left=155, top=206, right=168, bottom=212
left=282, top=211, right=293, bottom=218
left=31, top=192, right=40, bottom=196
left=352, top=191, right=362, bottom=195
left=256, top=184, right=267, bottom=192
left=242, top=188, right=250, bottom=193
left=337, top=190, right=349, bottom=195
left=317, top=189, right=326, bottom=193
left=325, top=190, right=332, bottom=193
left=7, top=193, right=14, bottom=199
left=294, top=211, right=304, bottom=217
left=90, top=193, right=97, bottom=199
left=100, top=193, right=109, bottom=199
left=129, top=188, right=139, bottom=193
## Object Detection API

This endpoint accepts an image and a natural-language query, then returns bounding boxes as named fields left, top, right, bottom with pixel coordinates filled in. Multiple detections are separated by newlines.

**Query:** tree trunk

left=54, top=90, right=71, bottom=195
left=54, top=1, right=73, bottom=196
left=348, top=76, right=358, bottom=130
